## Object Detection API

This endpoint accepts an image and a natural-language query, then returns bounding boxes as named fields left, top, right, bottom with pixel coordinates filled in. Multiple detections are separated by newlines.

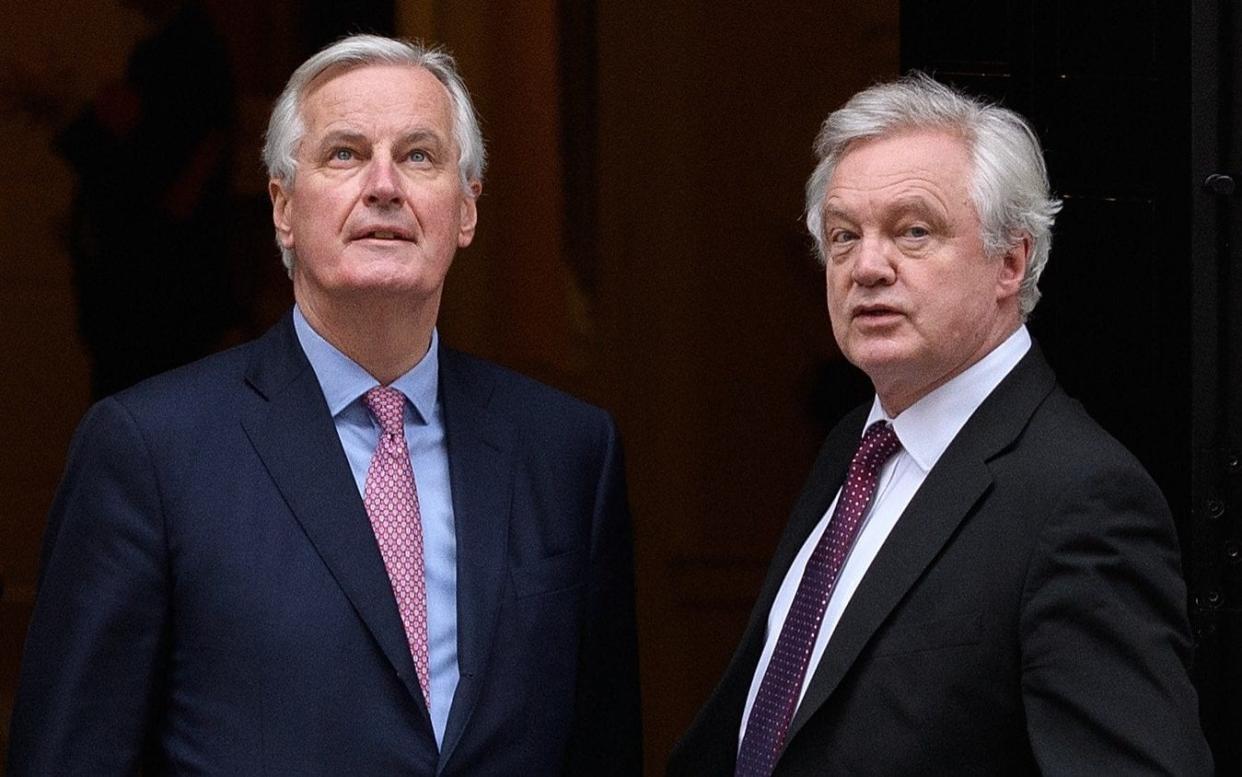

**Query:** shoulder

left=981, top=381, right=1175, bottom=575
left=1020, top=386, right=1158, bottom=489
left=967, top=344, right=1158, bottom=495
left=88, top=336, right=275, bottom=450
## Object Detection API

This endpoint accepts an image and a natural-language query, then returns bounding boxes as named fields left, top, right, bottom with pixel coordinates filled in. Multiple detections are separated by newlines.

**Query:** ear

left=996, top=232, right=1030, bottom=302
left=457, top=180, right=482, bottom=248
left=269, top=178, right=296, bottom=251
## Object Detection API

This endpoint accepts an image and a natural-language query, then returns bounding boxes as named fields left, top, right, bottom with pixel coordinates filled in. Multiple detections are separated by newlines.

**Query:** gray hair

left=263, top=34, right=486, bottom=272
left=804, top=73, right=1061, bottom=318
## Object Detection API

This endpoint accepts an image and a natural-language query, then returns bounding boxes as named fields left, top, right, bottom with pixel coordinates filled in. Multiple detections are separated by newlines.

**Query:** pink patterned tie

left=736, top=420, right=901, bottom=777
left=363, top=386, right=431, bottom=708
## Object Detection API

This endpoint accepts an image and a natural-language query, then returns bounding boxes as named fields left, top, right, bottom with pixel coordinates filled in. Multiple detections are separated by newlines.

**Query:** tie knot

left=364, top=386, right=407, bottom=436
left=856, top=420, right=901, bottom=469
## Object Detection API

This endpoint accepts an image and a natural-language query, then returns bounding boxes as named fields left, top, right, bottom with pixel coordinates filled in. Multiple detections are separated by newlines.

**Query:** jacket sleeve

left=7, top=398, right=170, bottom=776
left=1019, top=458, right=1213, bottom=776
left=562, top=415, right=644, bottom=776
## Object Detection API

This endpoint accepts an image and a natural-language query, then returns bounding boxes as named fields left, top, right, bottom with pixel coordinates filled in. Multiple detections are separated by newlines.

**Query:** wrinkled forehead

left=298, top=63, right=455, bottom=137
left=824, top=128, right=975, bottom=211
left=821, top=128, right=983, bottom=232
left=833, top=127, right=972, bottom=179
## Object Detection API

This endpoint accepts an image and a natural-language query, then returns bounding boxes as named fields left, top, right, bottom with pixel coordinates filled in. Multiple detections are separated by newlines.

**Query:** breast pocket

left=510, top=548, right=587, bottom=599
left=869, top=612, right=983, bottom=657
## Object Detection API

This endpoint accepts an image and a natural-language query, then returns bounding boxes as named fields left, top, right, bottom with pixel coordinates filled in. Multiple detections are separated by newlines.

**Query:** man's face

left=820, top=129, right=1025, bottom=414
left=270, top=64, right=478, bottom=318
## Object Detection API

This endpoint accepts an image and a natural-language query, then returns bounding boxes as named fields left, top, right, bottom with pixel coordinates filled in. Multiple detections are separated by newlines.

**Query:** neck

left=874, top=319, right=1021, bottom=417
left=296, top=293, right=438, bottom=385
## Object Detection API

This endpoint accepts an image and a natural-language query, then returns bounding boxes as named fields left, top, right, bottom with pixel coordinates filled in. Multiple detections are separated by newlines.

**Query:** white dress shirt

left=738, top=326, right=1032, bottom=746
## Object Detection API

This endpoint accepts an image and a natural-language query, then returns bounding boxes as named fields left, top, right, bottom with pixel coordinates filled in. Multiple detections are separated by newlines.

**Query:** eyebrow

left=310, top=128, right=449, bottom=154
left=399, top=129, right=448, bottom=149
left=313, top=130, right=367, bottom=152
left=821, top=196, right=949, bottom=225
left=821, top=204, right=857, bottom=224
left=887, top=196, right=946, bottom=219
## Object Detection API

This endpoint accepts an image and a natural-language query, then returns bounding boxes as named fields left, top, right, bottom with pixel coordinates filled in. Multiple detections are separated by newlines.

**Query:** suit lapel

left=785, top=444, right=993, bottom=741
left=238, top=314, right=430, bottom=719
left=436, top=348, right=516, bottom=771
left=784, top=345, right=1059, bottom=745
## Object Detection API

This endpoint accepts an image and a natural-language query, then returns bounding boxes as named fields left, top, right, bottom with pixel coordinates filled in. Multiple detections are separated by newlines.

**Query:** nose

left=850, top=234, right=897, bottom=287
left=362, top=158, right=403, bottom=209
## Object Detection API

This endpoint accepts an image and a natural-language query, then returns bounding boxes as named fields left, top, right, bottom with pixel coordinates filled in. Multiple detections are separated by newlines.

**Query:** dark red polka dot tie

left=363, top=386, right=431, bottom=709
left=735, top=420, right=901, bottom=777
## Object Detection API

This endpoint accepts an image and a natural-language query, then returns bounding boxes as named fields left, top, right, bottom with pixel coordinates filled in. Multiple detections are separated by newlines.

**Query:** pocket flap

left=511, top=548, right=587, bottom=598
left=870, top=612, right=983, bottom=657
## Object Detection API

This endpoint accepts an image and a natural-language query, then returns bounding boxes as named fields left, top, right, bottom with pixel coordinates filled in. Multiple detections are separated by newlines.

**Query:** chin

left=350, top=278, right=441, bottom=299
left=843, top=337, right=913, bottom=371
left=340, top=261, right=435, bottom=289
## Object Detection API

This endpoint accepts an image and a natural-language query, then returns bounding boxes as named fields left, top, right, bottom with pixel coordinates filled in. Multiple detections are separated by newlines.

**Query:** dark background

left=0, top=1, right=1237, bottom=773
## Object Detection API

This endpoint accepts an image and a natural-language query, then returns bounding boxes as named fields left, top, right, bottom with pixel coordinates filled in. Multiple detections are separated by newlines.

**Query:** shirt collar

left=865, top=325, right=1031, bottom=472
left=292, top=305, right=439, bottom=424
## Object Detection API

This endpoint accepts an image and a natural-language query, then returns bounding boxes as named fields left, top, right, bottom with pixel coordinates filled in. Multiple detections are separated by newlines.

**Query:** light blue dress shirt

left=293, top=306, right=458, bottom=747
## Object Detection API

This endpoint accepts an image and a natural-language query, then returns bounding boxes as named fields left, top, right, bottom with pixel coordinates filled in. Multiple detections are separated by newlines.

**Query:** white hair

left=262, top=34, right=486, bottom=272
left=805, top=73, right=1062, bottom=318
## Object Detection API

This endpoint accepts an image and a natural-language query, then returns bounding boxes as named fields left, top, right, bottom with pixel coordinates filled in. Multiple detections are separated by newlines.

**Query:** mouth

left=352, top=227, right=415, bottom=242
left=852, top=304, right=904, bottom=325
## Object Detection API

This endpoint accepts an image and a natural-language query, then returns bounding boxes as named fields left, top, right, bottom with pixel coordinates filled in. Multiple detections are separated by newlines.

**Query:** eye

left=829, top=229, right=858, bottom=245
left=902, top=225, right=931, bottom=239
left=408, top=149, right=430, bottom=163
left=331, top=148, right=354, bottom=162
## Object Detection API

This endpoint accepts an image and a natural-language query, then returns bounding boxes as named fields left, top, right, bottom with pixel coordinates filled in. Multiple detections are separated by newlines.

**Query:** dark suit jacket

left=669, top=346, right=1211, bottom=776
left=8, top=313, right=642, bottom=776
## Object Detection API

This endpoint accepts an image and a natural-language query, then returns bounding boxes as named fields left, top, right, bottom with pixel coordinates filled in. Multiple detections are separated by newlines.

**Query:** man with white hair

left=9, top=35, right=641, bottom=776
left=669, top=74, right=1212, bottom=776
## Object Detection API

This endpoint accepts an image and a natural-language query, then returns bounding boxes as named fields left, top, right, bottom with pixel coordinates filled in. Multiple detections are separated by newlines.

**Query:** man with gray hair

left=669, top=74, right=1211, bottom=776
left=8, top=34, right=641, bottom=776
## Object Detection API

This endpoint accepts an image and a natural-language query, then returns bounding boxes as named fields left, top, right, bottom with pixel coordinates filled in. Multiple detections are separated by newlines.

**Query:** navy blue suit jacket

left=9, top=313, right=642, bottom=776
